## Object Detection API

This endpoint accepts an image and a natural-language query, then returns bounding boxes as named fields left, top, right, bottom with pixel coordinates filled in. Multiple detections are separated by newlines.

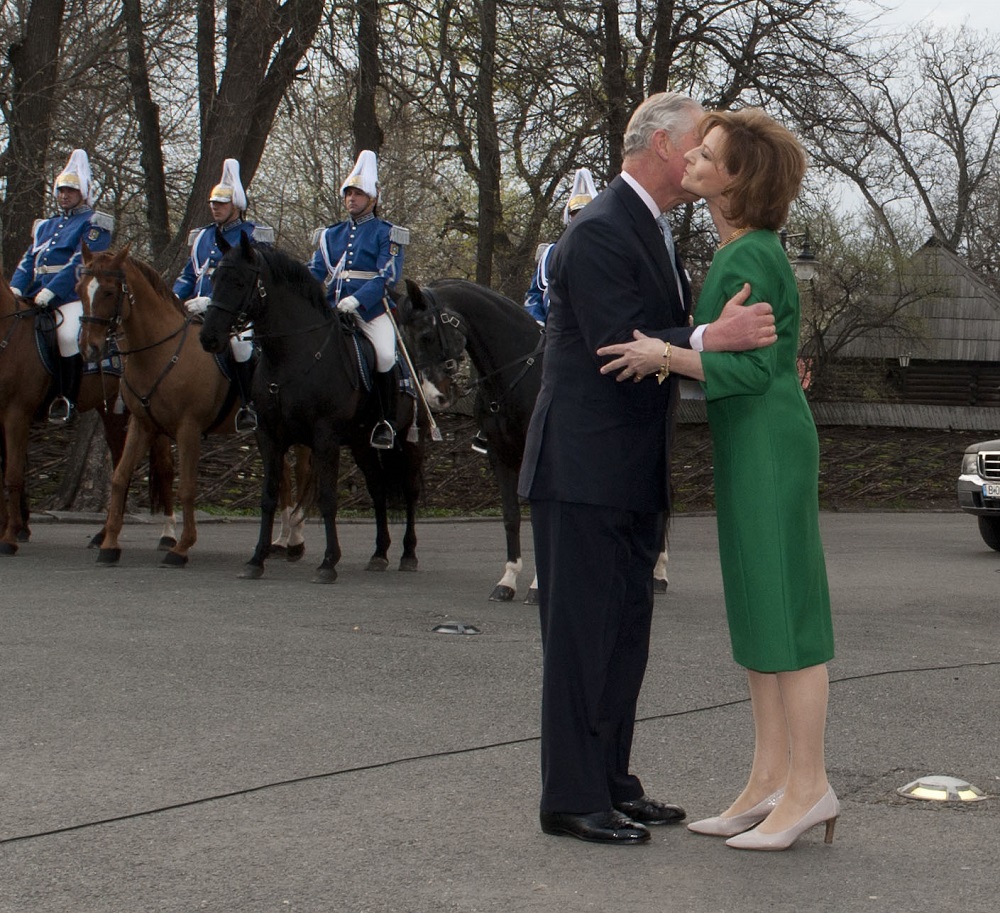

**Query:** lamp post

left=780, top=228, right=820, bottom=281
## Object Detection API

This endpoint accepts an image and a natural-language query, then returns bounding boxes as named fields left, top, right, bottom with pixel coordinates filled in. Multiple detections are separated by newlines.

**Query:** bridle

left=416, top=287, right=544, bottom=412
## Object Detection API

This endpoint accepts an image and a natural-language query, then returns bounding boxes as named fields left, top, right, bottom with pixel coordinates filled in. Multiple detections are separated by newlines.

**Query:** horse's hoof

left=269, top=543, right=287, bottom=556
left=0, top=541, right=19, bottom=557
left=653, top=578, right=668, bottom=595
left=239, top=564, right=265, bottom=580
left=88, top=531, right=104, bottom=549
left=157, top=536, right=178, bottom=552
left=286, top=543, right=305, bottom=563
left=97, top=548, right=121, bottom=565
left=523, top=588, right=539, bottom=605
left=398, top=556, right=418, bottom=572
left=312, top=567, right=338, bottom=584
left=161, top=551, right=189, bottom=568
left=17, top=529, right=31, bottom=543
left=489, top=584, right=515, bottom=602
left=366, top=556, right=389, bottom=572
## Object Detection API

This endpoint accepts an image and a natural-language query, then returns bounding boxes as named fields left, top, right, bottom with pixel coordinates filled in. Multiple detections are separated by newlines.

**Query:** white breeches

left=231, top=328, right=254, bottom=363
left=56, top=301, right=83, bottom=357
left=355, top=311, right=396, bottom=372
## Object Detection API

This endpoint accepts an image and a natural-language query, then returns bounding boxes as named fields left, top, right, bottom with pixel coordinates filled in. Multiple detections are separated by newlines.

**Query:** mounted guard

left=307, top=149, right=410, bottom=449
left=173, top=158, right=274, bottom=432
left=9, top=148, right=113, bottom=423
left=523, top=166, right=599, bottom=326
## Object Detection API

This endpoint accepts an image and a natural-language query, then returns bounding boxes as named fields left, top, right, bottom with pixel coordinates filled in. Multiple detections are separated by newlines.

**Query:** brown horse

left=76, top=243, right=250, bottom=567
left=0, top=269, right=173, bottom=554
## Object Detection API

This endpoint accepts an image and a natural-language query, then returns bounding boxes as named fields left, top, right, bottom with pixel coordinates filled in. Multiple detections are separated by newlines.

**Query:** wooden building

left=830, top=237, right=1000, bottom=409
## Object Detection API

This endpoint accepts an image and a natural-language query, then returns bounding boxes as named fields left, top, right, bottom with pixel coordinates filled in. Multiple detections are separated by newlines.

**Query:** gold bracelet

left=656, top=342, right=671, bottom=385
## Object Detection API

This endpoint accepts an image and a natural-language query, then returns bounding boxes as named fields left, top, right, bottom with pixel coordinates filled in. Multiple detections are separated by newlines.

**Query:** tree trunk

left=353, top=0, right=384, bottom=154
left=122, top=0, right=171, bottom=260
left=475, top=0, right=500, bottom=287
left=1, top=0, right=67, bottom=272
left=156, top=0, right=324, bottom=278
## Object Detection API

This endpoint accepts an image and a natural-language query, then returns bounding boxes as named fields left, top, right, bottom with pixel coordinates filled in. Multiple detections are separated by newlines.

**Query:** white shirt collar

left=620, top=171, right=662, bottom=221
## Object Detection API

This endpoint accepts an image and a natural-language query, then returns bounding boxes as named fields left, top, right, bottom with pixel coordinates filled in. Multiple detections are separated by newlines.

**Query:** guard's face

left=56, top=187, right=83, bottom=210
left=210, top=200, right=236, bottom=225
left=344, top=187, right=375, bottom=219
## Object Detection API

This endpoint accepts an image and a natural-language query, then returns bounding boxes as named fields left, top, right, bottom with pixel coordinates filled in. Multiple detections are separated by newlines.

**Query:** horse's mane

left=257, top=246, right=329, bottom=316
left=93, top=249, right=187, bottom=316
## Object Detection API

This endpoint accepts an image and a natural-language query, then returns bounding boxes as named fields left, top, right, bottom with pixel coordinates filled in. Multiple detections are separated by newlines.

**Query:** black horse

left=199, top=233, right=423, bottom=582
left=396, top=278, right=670, bottom=602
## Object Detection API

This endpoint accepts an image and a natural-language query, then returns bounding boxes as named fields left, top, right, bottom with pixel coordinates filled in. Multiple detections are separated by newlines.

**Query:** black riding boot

left=48, top=354, right=83, bottom=424
left=233, top=358, right=258, bottom=432
left=370, top=370, right=398, bottom=450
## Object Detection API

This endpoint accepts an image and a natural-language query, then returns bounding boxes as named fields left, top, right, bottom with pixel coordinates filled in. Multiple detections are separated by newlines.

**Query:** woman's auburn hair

left=699, top=108, right=807, bottom=231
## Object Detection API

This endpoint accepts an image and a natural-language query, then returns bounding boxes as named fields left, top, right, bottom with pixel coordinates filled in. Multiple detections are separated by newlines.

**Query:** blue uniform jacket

left=523, top=242, right=555, bottom=325
left=307, top=214, right=406, bottom=322
left=173, top=219, right=273, bottom=300
left=10, top=206, right=113, bottom=305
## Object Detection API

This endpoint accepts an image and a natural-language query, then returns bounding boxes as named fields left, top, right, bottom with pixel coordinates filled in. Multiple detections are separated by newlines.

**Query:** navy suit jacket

left=518, top=176, right=694, bottom=513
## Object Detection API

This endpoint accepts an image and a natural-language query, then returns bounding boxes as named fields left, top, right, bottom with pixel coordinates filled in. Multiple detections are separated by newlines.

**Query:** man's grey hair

left=622, top=92, right=703, bottom=158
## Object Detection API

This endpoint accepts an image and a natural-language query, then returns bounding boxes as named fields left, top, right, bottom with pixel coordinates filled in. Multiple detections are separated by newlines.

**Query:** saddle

left=33, top=307, right=123, bottom=378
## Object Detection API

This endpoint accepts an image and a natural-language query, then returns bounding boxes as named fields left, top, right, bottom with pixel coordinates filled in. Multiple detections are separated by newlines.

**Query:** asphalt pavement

left=1, top=510, right=997, bottom=913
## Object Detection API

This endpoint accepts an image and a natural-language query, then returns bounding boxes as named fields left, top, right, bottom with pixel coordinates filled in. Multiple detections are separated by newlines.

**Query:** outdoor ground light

left=897, top=775, right=988, bottom=802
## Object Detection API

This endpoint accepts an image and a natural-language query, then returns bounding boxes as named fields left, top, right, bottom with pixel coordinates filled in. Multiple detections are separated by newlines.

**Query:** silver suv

left=957, top=438, right=1000, bottom=551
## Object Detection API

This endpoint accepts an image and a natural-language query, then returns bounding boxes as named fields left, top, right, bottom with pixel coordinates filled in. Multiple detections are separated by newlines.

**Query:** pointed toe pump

left=687, top=789, right=784, bottom=838
left=725, top=787, right=839, bottom=851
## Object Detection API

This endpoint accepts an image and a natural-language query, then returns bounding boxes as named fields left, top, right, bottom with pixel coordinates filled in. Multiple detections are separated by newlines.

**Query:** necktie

left=656, top=214, right=684, bottom=303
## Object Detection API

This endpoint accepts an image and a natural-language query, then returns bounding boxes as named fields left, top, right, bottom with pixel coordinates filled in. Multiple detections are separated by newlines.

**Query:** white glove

left=336, top=295, right=361, bottom=314
left=35, top=288, right=56, bottom=307
left=185, top=295, right=212, bottom=315
left=9, top=286, right=24, bottom=298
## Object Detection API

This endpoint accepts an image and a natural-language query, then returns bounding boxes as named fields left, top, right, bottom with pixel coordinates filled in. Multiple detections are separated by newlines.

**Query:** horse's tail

left=147, top=434, right=175, bottom=515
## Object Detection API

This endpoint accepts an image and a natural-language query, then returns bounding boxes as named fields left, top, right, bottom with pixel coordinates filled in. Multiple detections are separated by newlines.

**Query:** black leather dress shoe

left=613, top=795, right=686, bottom=825
left=539, top=810, right=651, bottom=844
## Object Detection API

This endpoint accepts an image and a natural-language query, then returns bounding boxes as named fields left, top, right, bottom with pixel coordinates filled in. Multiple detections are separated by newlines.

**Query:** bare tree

left=0, top=0, right=67, bottom=271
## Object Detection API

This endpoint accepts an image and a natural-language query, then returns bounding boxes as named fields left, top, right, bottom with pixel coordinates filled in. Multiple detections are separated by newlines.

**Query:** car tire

left=977, top=516, right=1000, bottom=552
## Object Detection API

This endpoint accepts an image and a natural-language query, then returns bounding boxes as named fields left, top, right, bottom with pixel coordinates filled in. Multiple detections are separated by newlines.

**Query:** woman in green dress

left=597, top=109, right=837, bottom=851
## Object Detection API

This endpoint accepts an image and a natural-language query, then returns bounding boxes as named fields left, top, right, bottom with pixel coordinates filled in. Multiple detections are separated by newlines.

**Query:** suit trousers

left=531, top=499, right=664, bottom=813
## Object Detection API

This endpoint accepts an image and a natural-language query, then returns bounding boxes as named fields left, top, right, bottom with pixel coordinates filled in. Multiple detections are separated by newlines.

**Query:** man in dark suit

left=518, top=92, right=778, bottom=844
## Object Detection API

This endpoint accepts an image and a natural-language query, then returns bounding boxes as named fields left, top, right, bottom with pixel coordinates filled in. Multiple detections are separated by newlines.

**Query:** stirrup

left=471, top=430, right=488, bottom=455
left=370, top=420, right=396, bottom=450
left=47, top=396, right=75, bottom=425
left=235, top=406, right=258, bottom=433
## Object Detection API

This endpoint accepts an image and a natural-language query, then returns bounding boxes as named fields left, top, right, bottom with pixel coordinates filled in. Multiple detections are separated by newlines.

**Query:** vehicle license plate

left=983, top=482, right=1000, bottom=499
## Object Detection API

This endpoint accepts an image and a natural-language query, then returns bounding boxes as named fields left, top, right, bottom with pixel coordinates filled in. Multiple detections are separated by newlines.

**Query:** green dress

left=696, top=230, right=834, bottom=672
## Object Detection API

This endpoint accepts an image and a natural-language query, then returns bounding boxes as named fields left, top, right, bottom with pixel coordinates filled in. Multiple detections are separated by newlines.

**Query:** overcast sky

left=864, top=0, right=997, bottom=30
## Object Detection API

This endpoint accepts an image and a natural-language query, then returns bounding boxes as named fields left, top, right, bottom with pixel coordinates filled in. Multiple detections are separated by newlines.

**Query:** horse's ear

left=81, top=238, right=91, bottom=264
left=239, top=230, right=254, bottom=260
left=404, top=278, right=427, bottom=315
left=111, top=242, right=131, bottom=268
left=215, top=227, right=231, bottom=254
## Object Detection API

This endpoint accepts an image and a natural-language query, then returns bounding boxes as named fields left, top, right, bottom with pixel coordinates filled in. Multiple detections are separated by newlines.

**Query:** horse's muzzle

left=198, top=325, right=228, bottom=354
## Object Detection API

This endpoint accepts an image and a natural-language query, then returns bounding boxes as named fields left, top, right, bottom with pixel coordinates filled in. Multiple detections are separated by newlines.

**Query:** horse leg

left=367, top=464, right=391, bottom=573
left=270, top=454, right=294, bottom=555
left=98, top=416, right=153, bottom=564
left=488, top=460, right=523, bottom=602
left=241, top=438, right=284, bottom=580
left=148, top=434, right=178, bottom=550
left=312, top=445, right=342, bottom=584
left=653, top=547, right=669, bottom=594
left=161, top=424, right=201, bottom=567
left=0, top=413, right=32, bottom=555
left=398, top=442, right=421, bottom=572
left=283, top=444, right=310, bottom=562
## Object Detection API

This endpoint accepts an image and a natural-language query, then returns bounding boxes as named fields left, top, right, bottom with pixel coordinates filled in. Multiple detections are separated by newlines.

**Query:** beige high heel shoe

left=725, top=786, right=839, bottom=851
left=686, top=789, right=784, bottom=837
